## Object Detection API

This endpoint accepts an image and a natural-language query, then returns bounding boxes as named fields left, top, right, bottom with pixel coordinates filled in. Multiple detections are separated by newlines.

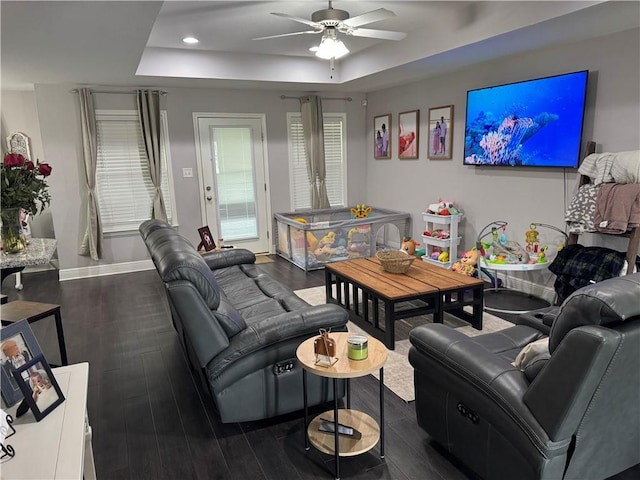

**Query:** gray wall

left=22, top=85, right=367, bottom=272
left=2, top=27, right=638, bottom=286
left=364, top=27, right=640, bottom=290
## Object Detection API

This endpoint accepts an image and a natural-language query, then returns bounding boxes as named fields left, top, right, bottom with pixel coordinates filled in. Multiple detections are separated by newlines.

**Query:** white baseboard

left=59, top=260, right=155, bottom=281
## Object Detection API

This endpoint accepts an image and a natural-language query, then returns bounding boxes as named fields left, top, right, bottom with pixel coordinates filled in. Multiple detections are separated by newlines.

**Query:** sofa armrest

left=516, top=306, right=559, bottom=335
left=524, top=326, right=621, bottom=441
left=166, top=281, right=230, bottom=367
left=202, top=248, right=256, bottom=269
left=409, top=324, right=566, bottom=453
left=207, top=304, right=348, bottom=378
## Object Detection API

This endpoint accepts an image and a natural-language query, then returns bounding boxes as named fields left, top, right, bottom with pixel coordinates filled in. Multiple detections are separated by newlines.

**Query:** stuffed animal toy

left=293, top=217, right=319, bottom=252
left=426, top=198, right=459, bottom=216
left=452, top=248, right=479, bottom=276
left=314, top=231, right=337, bottom=257
left=400, top=237, right=419, bottom=256
left=350, top=204, right=372, bottom=219
left=438, top=251, right=450, bottom=263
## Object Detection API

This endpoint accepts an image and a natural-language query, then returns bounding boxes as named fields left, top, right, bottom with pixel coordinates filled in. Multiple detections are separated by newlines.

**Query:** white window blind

left=95, top=110, right=175, bottom=232
left=287, top=112, right=347, bottom=210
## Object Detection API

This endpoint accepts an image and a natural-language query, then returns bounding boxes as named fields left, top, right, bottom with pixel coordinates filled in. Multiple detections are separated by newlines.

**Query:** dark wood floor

left=2, top=256, right=638, bottom=480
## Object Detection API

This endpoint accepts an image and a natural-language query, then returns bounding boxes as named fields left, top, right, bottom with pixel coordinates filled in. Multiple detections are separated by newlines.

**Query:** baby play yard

left=274, top=207, right=412, bottom=271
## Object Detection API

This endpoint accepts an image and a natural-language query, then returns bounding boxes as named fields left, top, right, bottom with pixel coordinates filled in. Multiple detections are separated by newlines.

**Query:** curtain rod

left=70, top=89, right=167, bottom=96
left=280, top=95, right=352, bottom=101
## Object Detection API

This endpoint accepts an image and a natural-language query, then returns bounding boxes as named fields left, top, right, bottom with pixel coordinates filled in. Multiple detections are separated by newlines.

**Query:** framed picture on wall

left=373, top=114, right=391, bottom=159
left=398, top=110, right=419, bottom=159
left=428, top=105, right=454, bottom=160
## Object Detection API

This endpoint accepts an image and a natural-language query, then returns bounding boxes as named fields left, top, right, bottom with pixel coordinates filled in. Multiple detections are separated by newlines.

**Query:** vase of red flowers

left=1, top=152, right=52, bottom=253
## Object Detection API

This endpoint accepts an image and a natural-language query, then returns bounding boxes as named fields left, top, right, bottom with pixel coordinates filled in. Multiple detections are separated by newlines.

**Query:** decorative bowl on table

left=375, top=250, right=415, bottom=274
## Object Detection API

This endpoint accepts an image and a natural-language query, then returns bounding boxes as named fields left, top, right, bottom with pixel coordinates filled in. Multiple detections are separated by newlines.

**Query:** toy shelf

left=422, top=213, right=463, bottom=269
left=421, top=235, right=462, bottom=249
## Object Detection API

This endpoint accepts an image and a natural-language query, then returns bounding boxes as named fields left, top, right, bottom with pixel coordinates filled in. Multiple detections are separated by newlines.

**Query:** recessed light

left=182, top=37, right=199, bottom=45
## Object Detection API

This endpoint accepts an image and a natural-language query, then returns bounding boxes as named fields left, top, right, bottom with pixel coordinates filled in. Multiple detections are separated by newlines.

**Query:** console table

left=1, top=238, right=57, bottom=290
left=1, top=362, right=96, bottom=480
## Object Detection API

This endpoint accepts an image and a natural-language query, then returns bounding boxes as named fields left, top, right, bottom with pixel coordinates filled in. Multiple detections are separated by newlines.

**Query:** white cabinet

left=2, top=363, right=96, bottom=480
left=422, top=213, right=463, bottom=269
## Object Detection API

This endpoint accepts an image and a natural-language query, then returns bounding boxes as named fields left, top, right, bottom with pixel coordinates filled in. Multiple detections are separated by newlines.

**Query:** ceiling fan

left=253, top=1, right=406, bottom=59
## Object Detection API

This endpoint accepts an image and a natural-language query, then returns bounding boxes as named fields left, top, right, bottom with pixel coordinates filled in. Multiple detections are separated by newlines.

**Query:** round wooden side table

left=296, top=332, right=387, bottom=480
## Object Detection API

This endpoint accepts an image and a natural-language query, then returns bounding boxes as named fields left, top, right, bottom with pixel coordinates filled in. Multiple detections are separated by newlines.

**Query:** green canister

left=347, top=335, right=368, bottom=360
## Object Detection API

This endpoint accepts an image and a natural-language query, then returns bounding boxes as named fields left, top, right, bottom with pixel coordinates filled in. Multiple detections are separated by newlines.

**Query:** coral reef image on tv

left=463, top=70, right=588, bottom=167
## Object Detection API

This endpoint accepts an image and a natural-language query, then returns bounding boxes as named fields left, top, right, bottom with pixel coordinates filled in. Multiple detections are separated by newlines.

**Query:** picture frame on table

left=1, top=320, right=44, bottom=407
left=6, top=132, right=31, bottom=160
left=12, top=355, right=65, bottom=422
left=398, top=110, right=419, bottom=159
left=373, top=114, right=391, bottom=159
left=197, top=225, right=216, bottom=251
left=428, top=105, right=454, bottom=160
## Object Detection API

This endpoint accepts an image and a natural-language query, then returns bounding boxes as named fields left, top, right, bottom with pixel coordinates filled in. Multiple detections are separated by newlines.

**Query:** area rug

left=293, top=285, right=513, bottom=403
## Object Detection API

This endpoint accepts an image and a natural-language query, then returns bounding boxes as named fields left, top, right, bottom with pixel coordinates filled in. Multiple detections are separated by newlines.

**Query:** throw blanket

left=549, top=244, right=630, bottom=303
left=579, top=150, right=640, bottom=184
left=565, top=184, right=599, bottom=233
left=594, top=183, right=640, bottom=234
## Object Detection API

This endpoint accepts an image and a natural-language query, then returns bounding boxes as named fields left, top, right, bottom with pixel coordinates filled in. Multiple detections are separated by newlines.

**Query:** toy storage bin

left=274, top=207, right=412, bottom=271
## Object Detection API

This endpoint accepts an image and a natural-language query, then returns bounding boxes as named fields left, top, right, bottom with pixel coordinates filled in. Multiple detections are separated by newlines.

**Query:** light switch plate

left=182, top=168, right=193, bottom=178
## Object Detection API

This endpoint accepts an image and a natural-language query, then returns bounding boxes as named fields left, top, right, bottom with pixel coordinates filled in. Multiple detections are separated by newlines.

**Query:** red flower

left=4, top=152, right=25, bottom=168
left=38, top=163, right=52, bottom=177
left=25, top=161, right=35, bottom=171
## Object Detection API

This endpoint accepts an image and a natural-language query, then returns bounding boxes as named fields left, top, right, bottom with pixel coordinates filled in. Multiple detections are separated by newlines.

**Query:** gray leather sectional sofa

left=140, top=220, right=348, bottom=423
left=409, top=273, right=640, bottom=480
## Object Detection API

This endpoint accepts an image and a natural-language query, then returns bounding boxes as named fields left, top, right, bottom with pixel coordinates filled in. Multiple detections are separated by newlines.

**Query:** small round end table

left=296, top=332, right=387, bottom=479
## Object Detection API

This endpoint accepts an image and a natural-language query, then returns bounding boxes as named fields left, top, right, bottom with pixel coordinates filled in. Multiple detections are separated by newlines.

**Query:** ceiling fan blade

left=253, top=30, right=321, bottom=41
left=271, top=12, right=322, bottom=28
left=341, top=8, right=395, bottom=28
left=346, top=28, right=406, bottom=41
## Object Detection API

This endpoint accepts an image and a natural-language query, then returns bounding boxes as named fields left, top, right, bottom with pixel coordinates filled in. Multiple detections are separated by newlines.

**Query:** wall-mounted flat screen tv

left=463, top=70, right=588, bottom=168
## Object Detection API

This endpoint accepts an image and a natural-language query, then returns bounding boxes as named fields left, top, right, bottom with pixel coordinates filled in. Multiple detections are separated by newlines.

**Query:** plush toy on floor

left=452, top=248, right=478, bottom=276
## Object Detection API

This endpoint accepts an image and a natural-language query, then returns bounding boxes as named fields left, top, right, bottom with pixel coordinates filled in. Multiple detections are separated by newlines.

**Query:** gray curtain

left=78, top=88, right=103, bottom=260
left=300, top=95, right=330, bottom=209
left=137, top=90, right=168, bottom=221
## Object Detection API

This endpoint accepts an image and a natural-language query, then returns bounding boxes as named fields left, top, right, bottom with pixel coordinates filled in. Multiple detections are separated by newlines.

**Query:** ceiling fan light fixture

left=315, top=31, right=349, bottom=60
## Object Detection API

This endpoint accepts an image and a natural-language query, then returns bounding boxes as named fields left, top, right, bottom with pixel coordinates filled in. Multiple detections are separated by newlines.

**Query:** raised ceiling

left=1, top=1, right=639, bottom=92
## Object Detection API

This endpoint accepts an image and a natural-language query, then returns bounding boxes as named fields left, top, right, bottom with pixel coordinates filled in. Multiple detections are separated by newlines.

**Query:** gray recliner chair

left=140, top=220, right=348, bottom=423
left=408, top=273, right=640, bottom=480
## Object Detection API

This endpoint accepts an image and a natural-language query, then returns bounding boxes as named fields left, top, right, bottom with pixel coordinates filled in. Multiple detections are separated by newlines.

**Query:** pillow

left=610, top=150, right=640, bottom=184
left=512, top=337, right=549, bottom=370
left=578, top=153, right=615, bottom=185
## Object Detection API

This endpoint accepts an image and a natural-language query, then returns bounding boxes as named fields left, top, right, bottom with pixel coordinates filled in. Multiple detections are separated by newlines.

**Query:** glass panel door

left=196, top=115, right=269, bottom=253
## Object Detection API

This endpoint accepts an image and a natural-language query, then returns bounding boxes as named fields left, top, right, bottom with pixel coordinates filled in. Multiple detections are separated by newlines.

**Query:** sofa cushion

left=214, top=291, right=248, bottom=337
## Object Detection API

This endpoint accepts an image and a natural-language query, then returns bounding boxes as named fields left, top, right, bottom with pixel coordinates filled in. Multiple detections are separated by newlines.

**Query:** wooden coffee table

left=324, top=257, right=484, bottom=349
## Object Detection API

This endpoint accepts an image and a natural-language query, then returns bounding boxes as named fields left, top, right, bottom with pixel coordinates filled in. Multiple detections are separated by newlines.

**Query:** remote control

left=317, top=418, right=361, bottom=439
